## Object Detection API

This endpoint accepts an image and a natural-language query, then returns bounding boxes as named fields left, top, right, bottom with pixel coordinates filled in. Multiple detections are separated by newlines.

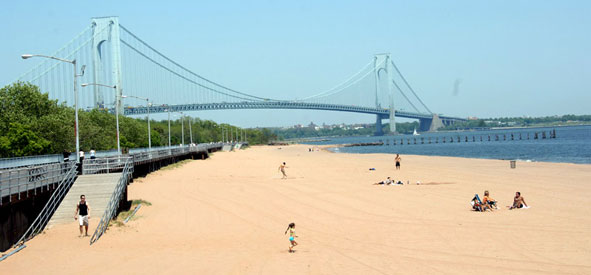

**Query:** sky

left=1, top=0, right=589, bottom=128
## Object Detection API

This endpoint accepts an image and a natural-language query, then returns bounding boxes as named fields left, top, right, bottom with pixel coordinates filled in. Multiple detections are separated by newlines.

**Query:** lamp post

left=165, top=109, right=171, bottom=147
left=121, top=95, right=151, bottom=149
left=180, top=112, right=184, bottom=145
left=188, top=116, right=193, bottom=145
left=81, top=83, right=120, bottom=155
left=22, top=54, right=84, bottom=163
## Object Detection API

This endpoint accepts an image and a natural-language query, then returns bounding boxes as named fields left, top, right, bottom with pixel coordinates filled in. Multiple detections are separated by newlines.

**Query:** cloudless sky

left=1, top=0, right=589, bottom=127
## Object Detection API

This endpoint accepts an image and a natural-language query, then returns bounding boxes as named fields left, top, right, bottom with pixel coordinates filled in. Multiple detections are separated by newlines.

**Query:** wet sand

left=2, top=144, right=591, bottom=274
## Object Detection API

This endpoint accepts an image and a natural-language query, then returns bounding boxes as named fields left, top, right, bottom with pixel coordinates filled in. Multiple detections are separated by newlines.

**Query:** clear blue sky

left=1, top=0, right=589, bottom=127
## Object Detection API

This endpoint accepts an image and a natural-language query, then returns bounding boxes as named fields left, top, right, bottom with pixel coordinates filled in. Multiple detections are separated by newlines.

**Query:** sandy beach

left=2, top=144, right=591, bottom=274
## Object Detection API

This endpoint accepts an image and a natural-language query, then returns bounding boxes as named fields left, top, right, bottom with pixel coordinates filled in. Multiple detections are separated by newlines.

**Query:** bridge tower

left=91, top=17, right=123, bottom=113
left=374, top=53, right=395, bottom=135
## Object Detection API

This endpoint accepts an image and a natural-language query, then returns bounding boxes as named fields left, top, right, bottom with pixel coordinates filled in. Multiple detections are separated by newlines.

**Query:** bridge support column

left=374, top=53, right=396, bottom=134
left=419, top=114, right=444, bottom=132
left=91, top=16, right=123, bottom=113
left=375, top=115, right=384, bottom=136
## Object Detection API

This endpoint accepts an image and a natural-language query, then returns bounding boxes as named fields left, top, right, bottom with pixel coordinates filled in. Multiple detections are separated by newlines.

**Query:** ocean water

left=302, top=125, right=591, bottom=164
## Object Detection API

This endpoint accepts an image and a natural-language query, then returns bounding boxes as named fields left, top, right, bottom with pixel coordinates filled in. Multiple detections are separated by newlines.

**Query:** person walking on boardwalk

left=279, top=162, right=288, bottom=179
left=395, top=154, right=401, bottom=170
left=284, top=223, right=298, bottom=253
left=74, top=195, right=91, bottom=237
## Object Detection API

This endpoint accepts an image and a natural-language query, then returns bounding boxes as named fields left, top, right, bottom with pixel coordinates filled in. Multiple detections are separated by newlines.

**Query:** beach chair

left=471, top=194, right=484, bottom=212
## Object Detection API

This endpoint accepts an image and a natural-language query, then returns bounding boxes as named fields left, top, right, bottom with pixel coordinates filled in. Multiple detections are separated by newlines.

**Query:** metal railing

left=0, top=162, right=76, bottom=205
left=82, top=155, right=129, bottom=175
left=89, top=157, right=133, bottom=245
left=12, top=163, right=78, bottom=248
left=0, top=154, right=63, bottom=170
left=0, top=142, right=226, bottom=172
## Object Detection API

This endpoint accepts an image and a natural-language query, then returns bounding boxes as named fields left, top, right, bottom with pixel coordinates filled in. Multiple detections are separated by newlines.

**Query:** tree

left=0, top=123, right=51, bottom=157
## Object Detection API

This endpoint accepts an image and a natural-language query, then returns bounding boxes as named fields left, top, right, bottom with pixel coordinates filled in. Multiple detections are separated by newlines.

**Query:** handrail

left=82, top=155, right=129, bottom=175
left=1, top=161, right=77, bottom=205
left=89, top=157, right=133, bottom=245
left=13, top=162, right=78, bottom=248
left=0, top=154, right=63, bottom=170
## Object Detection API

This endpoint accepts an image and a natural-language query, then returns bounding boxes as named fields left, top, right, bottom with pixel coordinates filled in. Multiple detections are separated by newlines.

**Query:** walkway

left=48, top=173, right=122, bottom=227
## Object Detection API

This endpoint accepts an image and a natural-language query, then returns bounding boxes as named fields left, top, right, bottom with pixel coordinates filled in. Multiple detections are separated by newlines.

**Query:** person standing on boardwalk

left=279, top=162, right=288, bottom=179
left=74, top=195, right=91, bottom=237
left=284, top=223, right=298, bottom=253
left=395, top=154, right=401, bottom=170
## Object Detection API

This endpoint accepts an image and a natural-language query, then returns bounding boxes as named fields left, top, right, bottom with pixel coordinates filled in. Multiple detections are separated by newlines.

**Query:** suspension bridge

left=2, top=16, right=470, bottom=253
left=14, top=16, right=466, bottom=135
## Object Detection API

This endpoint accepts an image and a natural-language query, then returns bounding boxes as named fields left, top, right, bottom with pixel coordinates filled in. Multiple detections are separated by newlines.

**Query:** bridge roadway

left=122, top=102, right=467, bottom=125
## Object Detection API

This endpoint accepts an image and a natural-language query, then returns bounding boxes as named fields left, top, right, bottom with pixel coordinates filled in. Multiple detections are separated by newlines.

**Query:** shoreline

left=309, top=143, right=591, bottom=166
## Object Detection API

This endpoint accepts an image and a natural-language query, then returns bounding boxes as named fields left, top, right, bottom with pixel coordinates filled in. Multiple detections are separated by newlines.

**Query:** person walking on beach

left=284, top=223, right=298, bottom=253
left=509, top=192, right=528, bottom=209
left=395, top=154, right=401, bottom=170
left=279, top=162, right=288, bottom=179
left=74, top=195, right=91, bottom=237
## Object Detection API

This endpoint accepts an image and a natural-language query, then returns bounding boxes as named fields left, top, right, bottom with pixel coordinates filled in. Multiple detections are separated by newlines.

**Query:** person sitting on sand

left=373, top=177, right=393, bottom=185
left=472, top=193, right=494, bottom=212
left=284, top=223, right=298, bottom=253
left=509, top=192, right=528, bottom=209
left=482, top=190, right=497, bottom=210
left=471, top=194, right=484, bottom=212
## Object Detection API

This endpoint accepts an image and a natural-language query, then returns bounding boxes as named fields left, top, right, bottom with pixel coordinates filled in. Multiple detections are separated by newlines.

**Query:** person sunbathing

left=509, top=192, right=528, bottom=209
left=482, top=190, right=498, bottom=210
left=373, top=177, right=393, bottom=185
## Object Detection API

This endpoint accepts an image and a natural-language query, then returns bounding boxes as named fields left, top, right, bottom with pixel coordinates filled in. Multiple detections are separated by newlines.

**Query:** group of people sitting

left=471, top=190, right=528, bottom=212
left=373, top=177, right=404, bottom=185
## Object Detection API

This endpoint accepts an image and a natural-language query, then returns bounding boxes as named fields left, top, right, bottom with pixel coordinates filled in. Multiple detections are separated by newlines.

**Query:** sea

left=301, top=125, right=591, bottom=164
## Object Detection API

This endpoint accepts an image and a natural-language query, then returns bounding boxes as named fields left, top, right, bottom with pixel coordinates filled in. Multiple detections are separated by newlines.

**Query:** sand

left=2, top=144, right=591, bottom=274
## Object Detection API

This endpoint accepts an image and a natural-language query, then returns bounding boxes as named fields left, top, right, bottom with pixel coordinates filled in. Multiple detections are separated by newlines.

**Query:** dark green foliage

left=0, top=82, right=272, bottom=157
left=0, top=123, right=51, bottom=157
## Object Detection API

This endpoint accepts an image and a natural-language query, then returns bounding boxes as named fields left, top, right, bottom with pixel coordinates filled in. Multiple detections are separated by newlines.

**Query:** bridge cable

left=391, top=80, right=421, bottom=113
left=119, top=25, right=274, bottom=102
left=301, top=59, right=386, bottom=101
left=14, top=25, right=94, bottom=83
left=296, top=60, right=374, bottom=101
left=120, top=40, right=257, bottom=102
left=390, top=60, right=433, bottom=114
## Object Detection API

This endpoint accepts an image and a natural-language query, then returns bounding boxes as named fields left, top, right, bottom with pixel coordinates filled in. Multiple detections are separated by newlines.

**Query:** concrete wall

left=0, top=188, right=54, bottom=252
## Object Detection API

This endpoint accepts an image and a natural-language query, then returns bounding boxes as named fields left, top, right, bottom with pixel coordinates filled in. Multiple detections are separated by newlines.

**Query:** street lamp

left=188, top=116, right=193, bottom=145
left=165, top=109, right=171, bottom=147
left=121, top=95, right=151, bottom=149
left=22, top=54, right=84, bottom=163
left=180, top=112, right=184, bottom=145
left=81, top=83, right=120, bottom=155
